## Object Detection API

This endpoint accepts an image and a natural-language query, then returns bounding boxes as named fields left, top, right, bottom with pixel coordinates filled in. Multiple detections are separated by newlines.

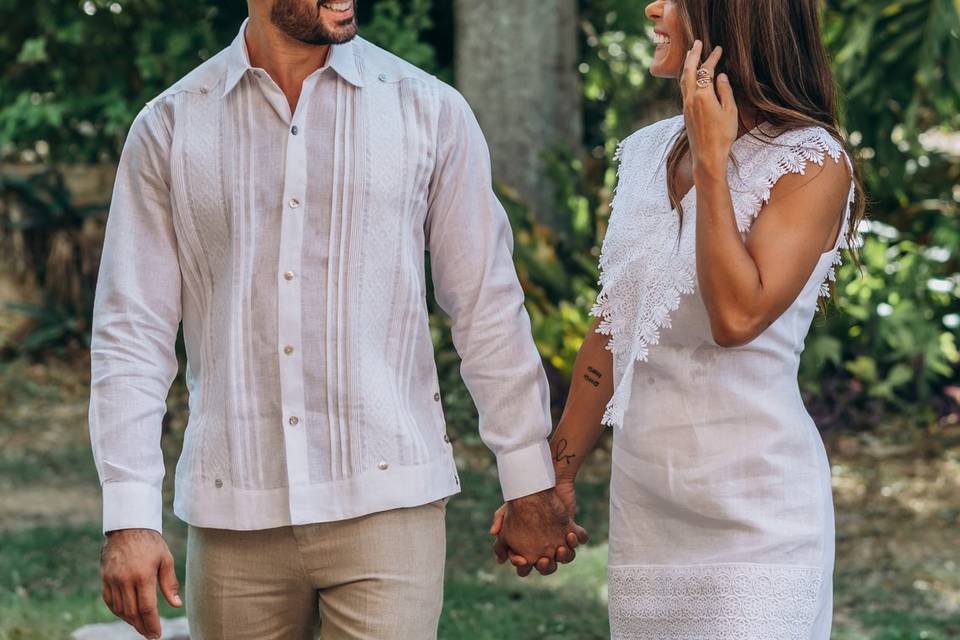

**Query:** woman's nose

left=645, top=1, right=663, bottom=20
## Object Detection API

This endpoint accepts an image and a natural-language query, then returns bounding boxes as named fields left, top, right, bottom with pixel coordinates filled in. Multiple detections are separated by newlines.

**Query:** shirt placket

left=276, top=74, right=320, bottom=522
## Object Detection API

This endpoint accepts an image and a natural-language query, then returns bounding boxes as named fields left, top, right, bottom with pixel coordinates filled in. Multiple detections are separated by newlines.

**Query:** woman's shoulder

left=730, top=123, right=854, bottom=232
left=614, top=114, right=685, bottom=163
left=734, top=123, right=852, bottom=202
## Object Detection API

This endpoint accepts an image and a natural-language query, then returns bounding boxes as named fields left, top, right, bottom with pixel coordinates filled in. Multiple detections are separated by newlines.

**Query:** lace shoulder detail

left=608, top=563, right=824, bottom=640
left=729, top=126, right=846, bottom=230
left=728, top=126, right=858, bottom=298
left=592, top=116, right=687, bottom=427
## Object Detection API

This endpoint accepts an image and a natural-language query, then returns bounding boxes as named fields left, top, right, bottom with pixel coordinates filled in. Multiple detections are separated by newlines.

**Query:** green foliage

left=801, top=230, right=960, bottom=426
left=816, top=0, right=960, bottom=424
left=0, top=0, right=238, bottom=163
left=825, top=0, right=960, bottom=175
left=362, top=0, right=438, bottom=74
left=579, top=0, right=677, bottom=147
left=0, top=168, right=105, bottom=355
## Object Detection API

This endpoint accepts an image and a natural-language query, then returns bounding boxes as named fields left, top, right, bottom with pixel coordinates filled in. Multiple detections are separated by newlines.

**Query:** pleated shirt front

left=89, top=21, right=555, bottom=533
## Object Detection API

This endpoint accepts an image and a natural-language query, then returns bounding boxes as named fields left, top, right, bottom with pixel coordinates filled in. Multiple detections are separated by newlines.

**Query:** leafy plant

left=802, top=230, right=960, bottom=427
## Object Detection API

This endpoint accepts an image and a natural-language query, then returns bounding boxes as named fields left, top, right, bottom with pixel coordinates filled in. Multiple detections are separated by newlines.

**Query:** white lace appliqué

left=591, top=117, right=692, bottom=428
left=592, top=121, right=858, bottom=428
left=608, top=563, right=823, bottom=640
left=729, top=128, right=858, bottom=300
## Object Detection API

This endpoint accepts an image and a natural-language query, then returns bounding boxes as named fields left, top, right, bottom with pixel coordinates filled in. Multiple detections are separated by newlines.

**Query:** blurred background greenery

left=0, top=1, right=958, bottom=639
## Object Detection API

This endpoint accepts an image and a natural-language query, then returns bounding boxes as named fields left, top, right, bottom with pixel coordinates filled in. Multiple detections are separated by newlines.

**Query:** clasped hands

left=488, top=481, right=588, bottom=577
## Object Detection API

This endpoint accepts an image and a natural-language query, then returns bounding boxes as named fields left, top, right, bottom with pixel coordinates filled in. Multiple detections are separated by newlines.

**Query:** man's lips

left=319, top=0, right=353, bottom=12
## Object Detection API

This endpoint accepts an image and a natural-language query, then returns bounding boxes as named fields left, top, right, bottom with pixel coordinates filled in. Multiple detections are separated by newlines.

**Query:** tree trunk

left=454, top=0, right=581, bottom=226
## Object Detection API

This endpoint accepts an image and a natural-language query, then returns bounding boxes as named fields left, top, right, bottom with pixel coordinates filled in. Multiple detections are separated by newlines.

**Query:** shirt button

left=283, top=345, right=294, bottom=355
left=288, top=197, right=301, bottom=209
left=433, top=392, right=441, bottom=402
left=378, top=460, right=389, bottom=470
left=284, top=271, right=295, bottom=281
left=288, top=416, right=299, bottom=426
left=443, top=434, right=450, bottom=443
left=378, top=73, right=387, bottom=82
left=291, top=125, right=299, bottom=135
left=214, top=478, right=223, bottom=488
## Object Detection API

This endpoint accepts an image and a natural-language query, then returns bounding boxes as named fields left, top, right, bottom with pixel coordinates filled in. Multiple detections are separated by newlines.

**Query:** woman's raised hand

left=681, top=41, right=739, bottom=176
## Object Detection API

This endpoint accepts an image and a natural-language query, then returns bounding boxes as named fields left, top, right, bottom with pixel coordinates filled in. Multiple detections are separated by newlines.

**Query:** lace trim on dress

left=608, top=563, right=823, bottom=640
left=591, top=117, right=691, bottom=427
left=728, top=128, right=858, bottom=300
left=592, top=122, right=858, bottom=428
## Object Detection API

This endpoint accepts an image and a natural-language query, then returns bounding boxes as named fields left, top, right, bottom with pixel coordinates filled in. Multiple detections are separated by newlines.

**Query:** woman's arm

left=694, top=161, right=848, bottom=347
left=490, top=317, right=612, bottom=575
left=549, top=317, right=614, bottom=484
left=683, top=42, right=851, bottom=347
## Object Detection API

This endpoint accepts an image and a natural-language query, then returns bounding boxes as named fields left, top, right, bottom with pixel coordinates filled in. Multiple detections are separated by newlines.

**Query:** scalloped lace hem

left=608, top=563, right=823, bottom=640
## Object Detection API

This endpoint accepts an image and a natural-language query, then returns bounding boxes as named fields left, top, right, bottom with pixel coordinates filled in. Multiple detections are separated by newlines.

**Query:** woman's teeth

left=324, top=0, right=352, bottom=11
left=654, top=33, right=672, bottom=46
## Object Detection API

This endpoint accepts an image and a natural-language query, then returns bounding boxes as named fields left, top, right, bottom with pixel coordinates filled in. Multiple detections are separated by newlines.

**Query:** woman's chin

left=649, top=62, right=681, bottom=79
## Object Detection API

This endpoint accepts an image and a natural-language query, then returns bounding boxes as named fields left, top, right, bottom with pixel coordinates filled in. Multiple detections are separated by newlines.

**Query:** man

left=89, top=1, right=585, bottom=638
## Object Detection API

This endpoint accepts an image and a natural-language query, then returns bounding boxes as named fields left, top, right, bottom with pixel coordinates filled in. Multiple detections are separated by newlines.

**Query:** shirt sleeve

left=425, top=83, right=555, bottom=502
left=88, top=102, right=181, bottom=535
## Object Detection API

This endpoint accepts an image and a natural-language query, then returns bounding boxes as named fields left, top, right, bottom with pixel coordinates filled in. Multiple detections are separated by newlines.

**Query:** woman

left=492, top=0, right=865, bottom=637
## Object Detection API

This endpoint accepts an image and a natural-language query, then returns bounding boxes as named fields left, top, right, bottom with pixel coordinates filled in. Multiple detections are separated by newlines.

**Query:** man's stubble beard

left=270, top=0, right=358, bottom=46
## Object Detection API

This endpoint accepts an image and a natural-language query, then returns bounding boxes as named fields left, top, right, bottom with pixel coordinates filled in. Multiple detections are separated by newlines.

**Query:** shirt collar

left=222, top=18, right=365, bottom=97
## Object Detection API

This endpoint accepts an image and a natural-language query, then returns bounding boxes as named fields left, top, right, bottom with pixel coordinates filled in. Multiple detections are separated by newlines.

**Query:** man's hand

left=489, top=487, right=588, bottom=577
left=101, top=528, right=182, bottom=639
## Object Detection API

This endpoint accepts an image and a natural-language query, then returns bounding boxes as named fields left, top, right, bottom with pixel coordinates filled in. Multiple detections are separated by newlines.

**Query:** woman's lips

left=654, top=31, right=672, bottom=47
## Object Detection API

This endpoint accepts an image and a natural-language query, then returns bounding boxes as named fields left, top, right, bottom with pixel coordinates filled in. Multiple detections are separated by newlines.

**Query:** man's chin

left=331, top=23, right=359, bottom=43
left=295, top=23, right=357, bottom=46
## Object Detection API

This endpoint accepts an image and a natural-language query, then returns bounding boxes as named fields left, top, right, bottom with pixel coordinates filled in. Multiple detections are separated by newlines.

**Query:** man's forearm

left=452, top=294, right=555, bottom=500
left=550, top=319, right=614, bottom=481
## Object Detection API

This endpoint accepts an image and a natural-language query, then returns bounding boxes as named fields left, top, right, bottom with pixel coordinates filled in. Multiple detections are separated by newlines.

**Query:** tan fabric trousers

left=185, top=499, right=447, bottom=640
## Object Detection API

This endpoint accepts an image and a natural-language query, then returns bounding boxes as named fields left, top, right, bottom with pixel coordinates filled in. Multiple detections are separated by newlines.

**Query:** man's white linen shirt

left=88, top=21, right=555, bottom=534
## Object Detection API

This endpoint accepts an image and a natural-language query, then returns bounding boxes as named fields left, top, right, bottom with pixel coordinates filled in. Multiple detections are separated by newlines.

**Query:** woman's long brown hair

left=666, top=0, right=866, bottom=257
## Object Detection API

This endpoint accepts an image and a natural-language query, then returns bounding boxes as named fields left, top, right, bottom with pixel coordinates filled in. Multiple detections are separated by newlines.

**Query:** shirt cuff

left=102, top=481, right=163, bottom=535
left=496, top=440, right=556, bottom=502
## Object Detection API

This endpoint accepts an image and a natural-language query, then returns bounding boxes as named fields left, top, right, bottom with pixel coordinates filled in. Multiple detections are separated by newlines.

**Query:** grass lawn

left=1, top=356, right=958, bottom=639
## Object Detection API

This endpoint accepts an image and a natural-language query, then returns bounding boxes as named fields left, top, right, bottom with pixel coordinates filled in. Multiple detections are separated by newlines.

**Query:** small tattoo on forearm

left=584, top=366, right=603, bottom=387
left=553, top=438, right=576, bottom=466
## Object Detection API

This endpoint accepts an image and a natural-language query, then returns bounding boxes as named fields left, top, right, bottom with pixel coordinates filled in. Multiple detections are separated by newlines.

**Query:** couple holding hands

left=90, top=0, right=862, bottom=638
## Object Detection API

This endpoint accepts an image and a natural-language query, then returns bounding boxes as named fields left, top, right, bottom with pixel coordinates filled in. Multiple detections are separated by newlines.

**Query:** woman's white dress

left=593, top=115, right=856, bottom=640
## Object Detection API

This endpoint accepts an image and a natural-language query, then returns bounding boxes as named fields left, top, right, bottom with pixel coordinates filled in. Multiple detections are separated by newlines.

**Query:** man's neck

left=244, top=13, right=332, bottom=114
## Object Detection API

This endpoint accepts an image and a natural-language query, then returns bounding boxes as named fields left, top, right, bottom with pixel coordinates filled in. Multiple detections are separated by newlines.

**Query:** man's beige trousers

left=185, top=500, right=447, bottom=639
